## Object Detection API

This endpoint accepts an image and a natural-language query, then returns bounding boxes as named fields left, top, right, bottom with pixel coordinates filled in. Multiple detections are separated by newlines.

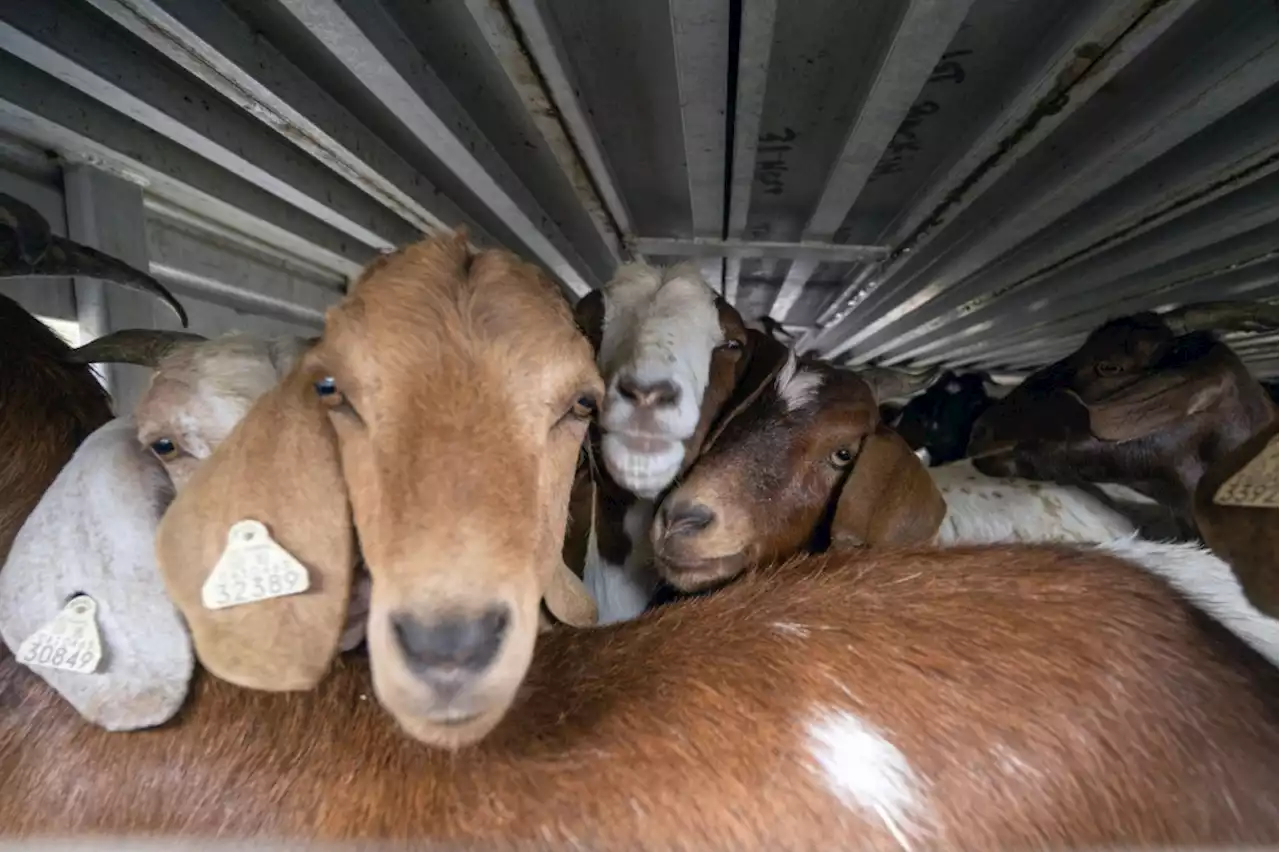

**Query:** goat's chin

left=600, top=433, right=685, bottom=498
left=655, top=551, right=747, bottom=593
left=366, top=614, right=536, bottom=751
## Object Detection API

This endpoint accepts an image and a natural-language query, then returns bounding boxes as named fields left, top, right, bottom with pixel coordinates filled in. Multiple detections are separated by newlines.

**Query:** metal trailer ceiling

left=1, top=0, right=1275, bottom=381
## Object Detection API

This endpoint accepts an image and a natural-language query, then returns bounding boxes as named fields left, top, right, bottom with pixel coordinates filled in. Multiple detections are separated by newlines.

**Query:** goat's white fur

left=931, top=460, right=1138, bottom=545
left=776, top=353, right=825, bottom=413
left=595, top=262, right=725, bottom=499
left=583, top=500, right=660, bottom=625
left=0, top=418, right=191, bottom=731
left=806, top=707, right=928, bottom=850
left=1093, top=536, right=1279, bottom=666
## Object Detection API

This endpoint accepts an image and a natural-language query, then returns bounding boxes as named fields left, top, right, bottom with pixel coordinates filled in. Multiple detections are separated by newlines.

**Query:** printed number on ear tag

left=1214, top=434, right=1279, bottom=509
left=17, top=594, right=104, bottom=675
left=201, top=519, right=312, bottom=610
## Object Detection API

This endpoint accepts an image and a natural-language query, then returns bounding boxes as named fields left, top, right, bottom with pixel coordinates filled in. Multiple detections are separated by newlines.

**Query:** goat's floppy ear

left=155, top=363, right=354, bottom=692
left=1070, top=366, right=1231, bottom=442
left=0, top=418, right=193, bottom=731
left=832, top=425, right=947, bottom=547
left=543, top=560, right=598, bottom=628
left=1193, top=426, right=1278, bottom=619
left=573, top=289, right=605, bottom=355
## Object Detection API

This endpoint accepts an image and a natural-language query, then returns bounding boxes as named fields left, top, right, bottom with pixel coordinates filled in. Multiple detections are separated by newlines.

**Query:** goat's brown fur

left=970, top=311, right=1276, bottom=524
left=1193, top=423, right=1279, bottom=618
left=656, top=360, right=944, bottom=591
left=1, top=546, right=1276, bottom=847
left=0, top=294, right=112, bottom=564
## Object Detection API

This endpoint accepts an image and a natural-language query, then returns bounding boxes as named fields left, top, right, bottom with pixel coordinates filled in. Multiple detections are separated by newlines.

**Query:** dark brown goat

left=0, top=192, right=187, bottom=562
left=968, top=302, right=1277, bottom=524
left=1, top=546, right=1276, bottom=847
left=654, top=354, right=944, bottom=593
left=1193, top=424, right=1278, bottom=619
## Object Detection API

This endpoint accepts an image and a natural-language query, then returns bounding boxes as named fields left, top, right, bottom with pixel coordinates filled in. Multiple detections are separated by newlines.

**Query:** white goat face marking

left=806, top=706, right=928, bottom=851
left=944, top=381, right=961, bottom=394
left=595, top=263, right=724, bottom=496
left=775, top=352, right=825, bottom=413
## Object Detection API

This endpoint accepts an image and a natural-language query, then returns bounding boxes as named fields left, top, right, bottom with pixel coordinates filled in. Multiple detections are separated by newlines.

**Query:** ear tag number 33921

left=201, top=519, right=311, bottom=610
left=17, top=594, right=103, bottom=675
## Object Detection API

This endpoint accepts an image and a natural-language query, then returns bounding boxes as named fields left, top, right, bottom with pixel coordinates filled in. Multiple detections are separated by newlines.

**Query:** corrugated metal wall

left=1, top=0, right=1274, bottom=391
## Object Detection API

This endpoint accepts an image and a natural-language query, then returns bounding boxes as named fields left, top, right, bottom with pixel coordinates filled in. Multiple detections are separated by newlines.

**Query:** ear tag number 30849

left=201, top=519, right=311, bottom=610
left=17, top=594, right=103, bottom=674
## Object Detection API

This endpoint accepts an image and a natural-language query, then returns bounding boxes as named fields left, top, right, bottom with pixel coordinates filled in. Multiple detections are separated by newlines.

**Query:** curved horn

left=66, top=329, right=208, bottom=368
left=856, top=364, right=942, bottom=402
left=1160, top=301, right=1279, bottom=335
left=1, top=211, right=190, bottom=327
left=0, top=191, right=54, bottom=263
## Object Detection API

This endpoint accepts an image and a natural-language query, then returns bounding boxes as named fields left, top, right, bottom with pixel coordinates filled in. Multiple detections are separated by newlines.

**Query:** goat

left=967, top=302, right=1278, bottom=524
left=4, top=231, right=1273, bottom=847
left=0, top=191, right=187, bottom=564
left=652, top=353, right=1278, bottom=664
left=569, top=262, right=791, bottom=623
left=892, top=369, right=999, bottom=465
left=1192, top=423, right=1278, bottom=619
left=652, top=354, right=1133, bottom=589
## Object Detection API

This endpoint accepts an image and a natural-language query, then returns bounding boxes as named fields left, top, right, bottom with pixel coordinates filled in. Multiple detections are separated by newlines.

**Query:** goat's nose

left=391, top=608, right=509, bottom=693
left=661, top=500, right=715, bottom=537
left=617, top=375, right=681, bottom=408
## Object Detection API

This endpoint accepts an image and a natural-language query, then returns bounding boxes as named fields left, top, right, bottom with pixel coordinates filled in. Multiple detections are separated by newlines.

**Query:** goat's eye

left=1095, top=362, right=1123, bottom=377
left=314, top=376, right=348, bottom=408
left=568, top=395, right=597, bottom=421
left=829, top=447, right=855, bottom=468
left=716, top=338, right=743, bottom=351
left=150, top=438, right=178, bottom=459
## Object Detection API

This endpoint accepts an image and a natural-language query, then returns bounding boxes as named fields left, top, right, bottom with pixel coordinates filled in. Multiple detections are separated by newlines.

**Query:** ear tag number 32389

left=201, top=519, right=311, bottom=610
left=17, top=594, right=103, bottom=675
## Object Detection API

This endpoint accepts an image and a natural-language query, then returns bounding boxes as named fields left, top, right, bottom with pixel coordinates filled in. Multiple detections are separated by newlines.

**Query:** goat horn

left=66, top=329, right=208, bottom=368
left=1160, top=301, right=1279, bottom=335
left=0, top=191, right=54, bottom=264
left=0, top=214, right=190, bottom=328
left=857, top=364, right=942, bottom=402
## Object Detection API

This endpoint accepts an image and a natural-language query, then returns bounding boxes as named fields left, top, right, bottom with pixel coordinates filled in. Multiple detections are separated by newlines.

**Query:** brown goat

left=0, top=191, right=187, bottom=563
left=654, top=354, right=945, bottom=592
left=1193, top=423, right=1278, bottom=618
left=10, top=230, right=1264, bottom=846
left=969, top=303, right=1278, bottom=525
left=2, top=546, right=1276, bottom=846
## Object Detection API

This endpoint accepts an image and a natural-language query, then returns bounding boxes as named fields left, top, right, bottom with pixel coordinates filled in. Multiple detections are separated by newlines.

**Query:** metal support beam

left=669, top=0, right=730, bottom=241
left=629, top=236, right=888, bottom=263
left=84, top=0, right=491, bottom=245
left=464, top=0, right=623, bottom=263
left=505, top=0, right=637, bottom=244
left=275, top=0, right=595, bottom=295
left=767, top=0, right=973, bottom=321
left=722, top=0, right=778, bottom=304
left=0, top=54, right=366, bottom=277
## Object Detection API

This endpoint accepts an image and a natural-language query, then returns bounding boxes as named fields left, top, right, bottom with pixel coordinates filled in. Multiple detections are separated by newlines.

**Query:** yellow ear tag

left=17, top=594, right=103, bottom=675
left=1214, top=434, right=1279, bottom=509
left=201, top=519, right=312, bottom=610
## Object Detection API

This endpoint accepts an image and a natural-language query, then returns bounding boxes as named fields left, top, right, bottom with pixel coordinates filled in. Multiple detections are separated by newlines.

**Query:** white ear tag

left=202, top=519, right=312, bottom=610
left=16, top=594, right=104, bottom=675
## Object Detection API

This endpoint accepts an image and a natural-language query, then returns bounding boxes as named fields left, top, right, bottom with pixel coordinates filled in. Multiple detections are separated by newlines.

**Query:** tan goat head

left=653, top=353, right=945, bottom=592
left=155, top=231, right=601, bottom=749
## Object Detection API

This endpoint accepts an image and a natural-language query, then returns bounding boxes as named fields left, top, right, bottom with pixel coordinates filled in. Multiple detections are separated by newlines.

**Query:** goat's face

left=653, top=356, right=945, bottom=591
left=305, top=236, right=600, bottom=748
left=893, top=371, right=993, bottom=465
left=134, top=338, right=294, bottom=490
left=575, top=263, right=747, bottom=498
left=969, top=311, right=1276, bottom=511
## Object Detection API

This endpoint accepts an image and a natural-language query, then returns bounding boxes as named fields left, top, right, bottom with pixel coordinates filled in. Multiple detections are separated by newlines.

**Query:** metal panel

left=0, top=0, right=1272, bottom=376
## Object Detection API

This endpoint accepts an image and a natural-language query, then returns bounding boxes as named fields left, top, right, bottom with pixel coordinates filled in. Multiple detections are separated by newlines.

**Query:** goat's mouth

left=655, top=551, right=747, bottom=593
left=600, top=432, right=687, bottom=497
